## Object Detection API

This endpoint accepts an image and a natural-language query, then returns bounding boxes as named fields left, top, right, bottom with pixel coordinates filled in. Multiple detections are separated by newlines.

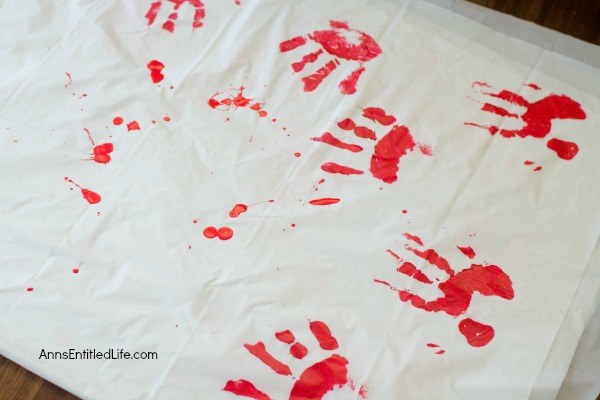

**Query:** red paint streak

left=217, top=227, right=234, bottom=240
left=318, top=179, right=325, bottom=184
left=311, top=132, right=363, bottom=152
left=533, top=166, right=542, bottom=171
left=203, top=226, right=218, bottom=239
left=280, top=36, right=307, bottom=52
left=405, top=247, right=454, bottom=277
left=290, top=342, right=308, bottom=359
left=223, top=380, right=271, bottom=400
left=435, top=350, right=445, bottom=355
left=397, top=262, right=433, bottom=284
left=337, top=118, right=356, bottom=130
left=208, top=86, right=268, bottom=118
left=292, top=49, right=324, bottom=72
left=316, top=156, right=346, bottom=177
left=289, top=354, right=348, bottom=400
left=302, top=60, right=338, bottom=92
left=457, top=246, right=476, bottom=259
left=472, top=81, right=493, bottom=89
left=370, top=125, right=416, bottom=184
left=481, top=103, right=519, bottom=118
left=458, top=318, right=495, bottom=347
left=362, top=107, right=397, bottom=126
left=244, top=342, right=292, bottom=376
left=308, top=198, right=340, bottom=206
left=354, top=126, right=376, bottom=140
left=386, top=249, right=400, bottom=260
left=309, top=321, right=339, bottom=350
left=547, top=138, right=579, bottom=160
left=294, top=152, right=301, bottom=157
left=338, top=66, right=365, bottom=95
left=64, top=177, right=101, bottom=204
left=127, top=121, right=140, bottom=131
left=526, top=83, right=542, bottom=90
left=426, top=343, right=439, bottom=348
left=27, top=287, right=34, bottom=292
left=402, top=232, right=423, bottom=246
left=229, top=204, right=248, bottom=218
left=524, top=160, right=535, bottom=165
left=147, top=60, right=165, bottom=84
left=113, top=116, right=123, bottom=126
left=275, top=330, right=295, bottom=344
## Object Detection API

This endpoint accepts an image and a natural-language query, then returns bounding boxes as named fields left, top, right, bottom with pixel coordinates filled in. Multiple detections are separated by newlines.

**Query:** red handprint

left=375, top=233, right=514, bottom=347
left=279, top=21, right=382, bottom=95
left=465, top=82, right=586, bottom=161
left=224, top=321, right=367, bottom=400
left=146, top=0, right=205, bottom=32
left=311, top=107, right=430, bottom=184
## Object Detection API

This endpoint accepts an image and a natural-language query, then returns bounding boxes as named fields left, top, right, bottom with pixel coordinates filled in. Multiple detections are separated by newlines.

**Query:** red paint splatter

left=457, top=246, right=476, bottom=259
left=146, top=0, right=205, bottom=32
left=218, top=227, right=234, bottom=240
left=290, top=343, right=308, bottom=359
left=113, top=116, right=123, bottom=126
left=370, top=125, right=416, bottom=184
left=127, top=121, right=140, bottom=131
left=203, top=226, right=218, bottom=239
left=309, top=321, right=339, bottom=350
left=318, top=179, right=325, bottom=184
left=208, top=86, right=269, bottom=119
left=311, top=132, right=363, bottom=152
left=309, top=198, right=340, bottom=206
left=64, top=177, right=101, bottom=204
left=275, top=330, right=295, bottom=344
left=362, top=107, right=396, bottom=126
left=280, top=20, right=382, bottom=94
left=147, top=60, right=165, bottom=84
left=27, top=287, right=34, bottom=292
left=244, top=342, right=292, bottom=376
left=321, top=163, right=363, bottom=175
left=83, top=128, right=114, bottom=164
left=223, top=380, right=270, bottom=400
left=418, top=144, right=433, bottom=156
left=458, top=318, right=495, bottom=347
left=547, top=138, right=579, bottom=160
left=467, top=82, right=586, bottom=160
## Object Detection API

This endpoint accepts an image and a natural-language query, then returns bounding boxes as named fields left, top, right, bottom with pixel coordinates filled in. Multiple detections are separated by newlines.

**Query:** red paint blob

left=309, top=198, right=340, bottom=206
left=337, top=118, right=356, bottom=130
left=533, top=166, right=542, bottom=171
left=147, top=60, right=165, bottom=84
left=229, top=204, right=248, bottom=218
left=217, top=227, right=234, bottom=240
left=402, top=209, right=407, bottom=214
left=127, top=121, right=140, bottom=131
left=203, top=226, right=218, bottom=239
left=92, top=143, right=114, bottom=164
left=547, top=138, right=579, bottom=160
left=458, top=318, right=495, bottom=347
left=113, top=116, right=123, bottom=125
left=524, top=160, right=535, bottom=165
left=353, top=126, right=376, bottom=140
left=426, top=343, right=440, bottom=348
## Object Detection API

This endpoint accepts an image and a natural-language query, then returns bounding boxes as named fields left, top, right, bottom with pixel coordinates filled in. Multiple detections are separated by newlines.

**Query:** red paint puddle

left=376, top=233, right=514, bottom=347
left=280, top=20, right=382, bottom=94
left=127, top=121, right=140, bottom=131
left=466, top=81, right=586, bottom=161
left=83, top=128, right=113, bottom=164
left=309, top=198, right=340, bottom=206
left=229, top=200, right=274, bottom=218
left=457, top=246, right=476, bottom=259
left=113, top=116, right=123, bottom=126
left=458, top=318, right=495, bottom=347
left=64, top=177, right=101, bottom=204
left=147, top=60, right=165, bottom=84
left=208, top=86, right=269, bottom=119
left=146, top=0, right=205, bottom=32
left=311, top=132, right=363, bottom=152
left=72, top=261, right=83, bottom=274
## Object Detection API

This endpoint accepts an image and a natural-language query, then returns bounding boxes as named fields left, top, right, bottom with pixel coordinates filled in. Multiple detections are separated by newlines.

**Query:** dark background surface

left=1, top=1, right=599, bottom=399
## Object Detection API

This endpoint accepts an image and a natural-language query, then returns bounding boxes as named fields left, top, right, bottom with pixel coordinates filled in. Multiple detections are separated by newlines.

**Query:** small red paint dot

left=113, top=117, right=123, bottom=125
left=188, top=245, right=191, bottom=249
left=294, top=152, right=301, bottom=157
left=192, top=219, right=198, bottom=224
left=203, top=226, right=218, bottom=239
left=72, top=269, right=79, bottom=274
left=163, top=115, right=171, bottom=122
left=291, top=224, right=296, bottom=227
left=402, top=210, right=407, bottom=214
left=26, top=287, right=34, bottom=292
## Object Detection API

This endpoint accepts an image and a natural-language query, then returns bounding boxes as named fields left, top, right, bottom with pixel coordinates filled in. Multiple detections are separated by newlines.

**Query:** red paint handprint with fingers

left=224, top=320, right=367, bottom=400
left=312, top=107, right=431, bottom=184
left=465, top=82, right=586, bottom=161
left=279, top=20, right=382, bottom=95
left=375, top=233, right=514, bottom=347
left=146, top=0, right=205, bottom=32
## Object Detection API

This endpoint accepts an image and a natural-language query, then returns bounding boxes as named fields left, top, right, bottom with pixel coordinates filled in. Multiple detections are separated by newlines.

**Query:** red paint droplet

left=203, top=226, right=218, bottom=239
left=192, top=219, right=198, bottom=224
left=127, top=121, right=140, bottom=131
left=308, top=198, right=340, bottom=206
left=547, top=138, right=578, bottom=160
left=402, top=209, right=407, bottom=214
left=65, top=177, right=101, bottom=204
left=458, top=318, right=495, bottom=347
left=229, top=204, right=248, bottom=218
left=163, top=115, right=171, bottom=122
left=147, top=60, right=165, bottom=84
left=533, top=166, right=542, bottom=171
left=27, top=287, right=34, bottom=292
left=113, top=116, right=123, bottom=126
left=524, top=160, right=535, bottom=165
left=457, top=246, right=476, bottom=259
left=418, top=143, right=433, bottom=156
left=318, top=179, right=325, bottom=184
left=217, top=227, right=234, bottom=240
left=291, top=223, right=296, bottom=227
left=294, top=152, right=301, bottom=157
left=72, top=269, right=79, bottom=273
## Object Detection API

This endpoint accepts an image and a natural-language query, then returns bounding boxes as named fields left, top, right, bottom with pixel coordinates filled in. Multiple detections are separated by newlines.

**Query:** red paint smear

left=426, top=343, right=439, bottom=348
left=457, top=246, right=476, bottom=259
left=337, top=118, right=356, bottom=130
left=302, top=60, right=338, bottom=92
left=203, top=226, right=218, bottom=239
left=354, top=126, right=376, bottom=140
left=275, top=330, right=295, bottom=344
left=290, top=342, right=308, bottom=359
left=397, top=262, right=433, bottom=284
left=308, top=198, right=340, bottom=206
left=64, top=177, right=101, bottom=204
left=370, top=125, right=416, bottom=184
left=127, top=121, right=140, bottom=131
left=533, top=166, right=542, bottom=171
left=311, top=132, right=363, bottom=152
left=223, top=380, right=271, bottom=400
left=362, top=107, right=397, bottom=126
left=524, top=160, right=535, bottom=165
left=229, top=204, right=248, bottom=218
left=113, top=116, right=123, bottom=126
left=321, top=161, right=363, bottom=176
left=309, top=321, right=339, bottom=350
left=289, top=354, right=348, bottom=400
left=339, top=66, right=365, bottom=95
left=280, top=36, right=307, bottom=52
left=402, top=232, right=424, bottom=246
left=147, top=60, right=165, bottom=84
left=244, top=342, right=292, bottom=376
left=526, top=83, right=542, bottom=90
left=547, top=138, right=579, bottom=160
left=217, top=227, right=234, bottom=240
left=406, top=247, right=455, bottom=277
left=292, top=49, right=324, bottom=73
left=458, top=318, right=495, bottom=347
left=27, top=287, right=34, bottom=292
left=294, top=152, right=301, bottom=157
